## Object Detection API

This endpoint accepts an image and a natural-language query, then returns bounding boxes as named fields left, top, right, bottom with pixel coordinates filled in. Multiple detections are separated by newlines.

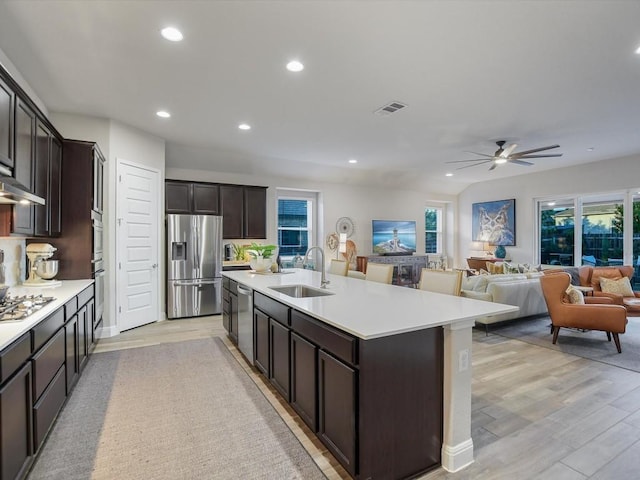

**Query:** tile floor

left=95, top=316, right=640, bottom=480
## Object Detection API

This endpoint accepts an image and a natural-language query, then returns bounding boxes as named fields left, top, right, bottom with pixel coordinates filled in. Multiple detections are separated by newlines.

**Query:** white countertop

left=0, top=279, right=94, bottom=350
left=223, top=269, right=518, bottom=339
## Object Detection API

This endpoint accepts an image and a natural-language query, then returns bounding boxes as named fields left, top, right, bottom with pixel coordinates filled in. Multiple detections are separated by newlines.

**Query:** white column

left=441, top=318, right=475, bottom=472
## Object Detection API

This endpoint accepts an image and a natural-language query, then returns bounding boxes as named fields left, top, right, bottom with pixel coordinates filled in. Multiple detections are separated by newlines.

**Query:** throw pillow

left=503, top=262, right=520, bottom=274
left=600, top=276, right=635, bottom=297
left=487, top=262, right=503, bottom=274
left=565, top=285, right=585, bottom=304
left=562, top=267, right=581, bottom=286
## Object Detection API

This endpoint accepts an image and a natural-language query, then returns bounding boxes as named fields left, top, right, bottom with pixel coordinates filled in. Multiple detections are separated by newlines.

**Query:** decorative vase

left=494, top=245, right=507, bottom=259
left=250, top=255, right=273, bottom=272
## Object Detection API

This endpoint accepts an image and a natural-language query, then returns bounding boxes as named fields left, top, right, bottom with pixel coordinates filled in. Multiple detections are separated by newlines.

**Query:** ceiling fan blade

left=511, top=144, right=560, bottom=156
left=463, top=151, right=495, bottom=159
left=515, top=153, right=563, bottom=159
left=509, top=159, right=534, bottom=166
left=500, top=143, right=518, bottom=158
left=446, top=159, right=493, bottom=164
left=455, top=160, right=493, bottom=170
left=488, top=162, right=498, bottom=171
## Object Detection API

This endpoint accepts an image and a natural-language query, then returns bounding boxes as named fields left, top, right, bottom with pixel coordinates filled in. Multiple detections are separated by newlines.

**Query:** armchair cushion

left=600, top=276, right=634, bottom=296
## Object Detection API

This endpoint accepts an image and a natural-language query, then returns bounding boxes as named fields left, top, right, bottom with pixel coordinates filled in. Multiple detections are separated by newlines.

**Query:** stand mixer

left=24, top=243, right=61, bottom=287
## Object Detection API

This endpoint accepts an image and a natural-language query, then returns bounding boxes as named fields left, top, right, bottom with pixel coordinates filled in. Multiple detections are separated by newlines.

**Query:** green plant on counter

left=232, top=244, right=246, bottom=261
left=246, top=243, right=277, bottom=259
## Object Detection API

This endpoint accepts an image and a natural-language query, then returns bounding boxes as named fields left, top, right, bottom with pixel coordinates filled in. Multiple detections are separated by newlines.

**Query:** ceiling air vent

left=374, top=101, right=408, bottom=116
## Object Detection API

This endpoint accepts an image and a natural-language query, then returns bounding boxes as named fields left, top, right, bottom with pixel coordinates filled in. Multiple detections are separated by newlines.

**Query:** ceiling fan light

left=494, top=158, right=508, bottom=164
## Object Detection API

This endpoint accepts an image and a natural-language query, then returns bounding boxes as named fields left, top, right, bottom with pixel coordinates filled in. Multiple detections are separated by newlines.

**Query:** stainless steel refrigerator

left=167, top=214, right=223, bottom=319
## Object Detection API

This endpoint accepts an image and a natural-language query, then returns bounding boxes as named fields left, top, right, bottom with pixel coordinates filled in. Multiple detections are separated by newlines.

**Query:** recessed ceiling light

left=635, top=45, right=640, bottom=54
left=445, top=173, right=453, bottom=177
left=156, top=110, right=171, bottom=118
left=161, top=27, right=183, bottom=42
left=286, top=60, right=304, bottom=72
left=348, top=159, right=358, bottom=164
left=587, top=147, right=595, bottom=151
left=238, top=123, right=251, bottom=130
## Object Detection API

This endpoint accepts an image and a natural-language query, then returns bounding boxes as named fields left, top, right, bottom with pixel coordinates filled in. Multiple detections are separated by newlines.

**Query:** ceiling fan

left=446, top=140, right=562, bottom=171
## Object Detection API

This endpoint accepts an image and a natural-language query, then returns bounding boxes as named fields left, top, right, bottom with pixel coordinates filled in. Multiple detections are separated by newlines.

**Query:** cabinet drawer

left=229, top=279, right=238, bottom=295
left=32, top=328, right=65, bottom=401
left=32, top=308, right=65, bottom=352
left=64, top=296, right=78, bottom=320
left=254, top=292, right=289, bottom=326
left=77, top=285, right=93, bottom=308
left=33, top=364, right=66, bottom=450
left=223, top=288, right=230, bottom=303
left=0, top=332, right=31, bottom=384
left=223, top=276, right=230, bottom=290
left=291, top=310, right=358, bottom=366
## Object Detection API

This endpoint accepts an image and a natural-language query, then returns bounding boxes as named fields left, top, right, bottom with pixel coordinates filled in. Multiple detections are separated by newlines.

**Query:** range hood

left=0, top=175, right=45, bottom=205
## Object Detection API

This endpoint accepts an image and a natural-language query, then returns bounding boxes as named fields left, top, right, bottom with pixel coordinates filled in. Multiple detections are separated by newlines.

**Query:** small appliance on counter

left=24, top=243, right=61, bottom=287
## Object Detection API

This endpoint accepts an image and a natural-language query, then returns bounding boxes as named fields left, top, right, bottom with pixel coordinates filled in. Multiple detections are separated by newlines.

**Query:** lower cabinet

left=269, top=319, right=290, bottom=401
left=290, top=332, right=318, bottom=432
left=0, top=362, right=33, bottom=480
left=248, top=295, right=444, bottom=479
left=253, top=309, right=269, bottom=375
left=0, top=284, right=97, bottom=480
left=318, top=350, right=357, bottom=476
left=222, top=280, right=238, bottom=344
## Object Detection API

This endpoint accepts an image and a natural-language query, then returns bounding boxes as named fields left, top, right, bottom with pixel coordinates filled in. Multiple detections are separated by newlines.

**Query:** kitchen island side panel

left=358, top=326, right=443, bottom=480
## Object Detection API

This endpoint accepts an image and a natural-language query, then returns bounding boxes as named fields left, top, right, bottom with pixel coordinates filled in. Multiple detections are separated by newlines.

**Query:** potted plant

left=246, top=243, right=278, bottom=272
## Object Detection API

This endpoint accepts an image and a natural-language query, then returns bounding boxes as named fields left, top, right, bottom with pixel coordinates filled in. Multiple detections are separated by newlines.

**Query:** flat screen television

left=372, top=220, right=416, bottom=255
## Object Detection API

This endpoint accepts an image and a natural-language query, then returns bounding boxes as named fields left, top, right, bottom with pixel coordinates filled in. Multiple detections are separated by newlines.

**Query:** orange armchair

left=579, top=265, right=640, bottom=315
left=540, top=272, right=628, bottom=353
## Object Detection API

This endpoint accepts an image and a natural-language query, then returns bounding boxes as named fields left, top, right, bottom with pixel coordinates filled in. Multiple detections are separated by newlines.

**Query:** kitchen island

left=222, top=268, right=517, bottom=479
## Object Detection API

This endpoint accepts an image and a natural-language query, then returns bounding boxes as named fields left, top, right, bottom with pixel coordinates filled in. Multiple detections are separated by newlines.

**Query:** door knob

left=152, top=263, right=158, bottom=269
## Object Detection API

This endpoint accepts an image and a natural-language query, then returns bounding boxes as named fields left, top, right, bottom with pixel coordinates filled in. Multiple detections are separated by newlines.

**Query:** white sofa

left=460, top=273, right=548, bottom=331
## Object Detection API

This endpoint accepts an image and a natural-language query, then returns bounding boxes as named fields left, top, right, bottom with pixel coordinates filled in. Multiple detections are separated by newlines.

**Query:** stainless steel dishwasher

left=236, top=284, right=253, bottom=361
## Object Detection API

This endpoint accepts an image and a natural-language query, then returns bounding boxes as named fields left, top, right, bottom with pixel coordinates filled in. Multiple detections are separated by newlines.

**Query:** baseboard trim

left=441, top=438, right=474, bottom=472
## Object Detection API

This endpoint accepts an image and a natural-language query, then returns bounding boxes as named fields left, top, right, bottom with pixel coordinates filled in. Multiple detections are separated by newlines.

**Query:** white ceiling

left=0, top=1, right=639, bottom=195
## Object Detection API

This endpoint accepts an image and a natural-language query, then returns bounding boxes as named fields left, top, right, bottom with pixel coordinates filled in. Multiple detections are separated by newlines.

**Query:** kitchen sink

left=268, top=284, right=335, bottom=298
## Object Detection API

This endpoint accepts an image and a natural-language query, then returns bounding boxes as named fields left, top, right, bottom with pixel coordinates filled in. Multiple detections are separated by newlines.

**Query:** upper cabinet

left=166, top=181, right=219, bottom=215
left=0, top=64, right=64, bottom=237
left=220, top=184, right=267, bottom=239
left=166, top=180, right=266, bottom=239
left=0, top=76, right=14, bottom=171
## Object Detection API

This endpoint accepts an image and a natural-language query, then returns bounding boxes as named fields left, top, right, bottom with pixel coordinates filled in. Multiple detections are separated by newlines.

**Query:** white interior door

left=116, top=160, right=160, bottom=332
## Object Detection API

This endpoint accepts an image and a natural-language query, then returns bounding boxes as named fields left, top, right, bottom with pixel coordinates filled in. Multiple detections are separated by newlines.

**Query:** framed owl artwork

left=472, top=199, right=516, bottom=246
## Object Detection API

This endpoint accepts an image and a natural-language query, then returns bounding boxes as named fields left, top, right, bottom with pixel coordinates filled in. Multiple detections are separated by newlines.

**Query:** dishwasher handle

left=237, top=285, right=252, bottom=296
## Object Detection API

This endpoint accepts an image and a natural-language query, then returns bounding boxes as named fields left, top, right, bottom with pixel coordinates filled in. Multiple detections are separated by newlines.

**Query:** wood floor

left=95, top=317, right=640, bottom=480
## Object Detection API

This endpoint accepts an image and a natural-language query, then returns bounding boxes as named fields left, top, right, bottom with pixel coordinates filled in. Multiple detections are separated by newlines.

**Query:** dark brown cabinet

left=0, top=362, right=33, bottom=480
left=34, top=121, right=62, bottom=237
left=290, top=332, right=318, bottom=432
left=0, top=76, right=14, bottom=171
left=243, top=186, right=267, bottom=239
left=12, top=98, right=36, bottom=236
left=222, top=279, right=238, bottom=344
left=220, top=184, right=267, bottom=239
left=318, top=350, right=357, bottom=476
left=269, top=318, right=290, bottom=401
left=220, top=184, right=243, bottom=238
left=253, top=309, right=269, bottom=376
left=165, top=180, right=219, bottom=214
left=56, top=140, right=105, bottom=280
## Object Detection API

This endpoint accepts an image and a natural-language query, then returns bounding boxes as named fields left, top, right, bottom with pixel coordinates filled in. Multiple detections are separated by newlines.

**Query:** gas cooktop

left=0, top=295, right=56, bottom=322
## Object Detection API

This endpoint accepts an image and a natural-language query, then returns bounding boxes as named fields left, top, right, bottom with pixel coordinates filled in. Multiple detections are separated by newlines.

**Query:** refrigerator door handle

left=174, top=279, right=221, bottom=287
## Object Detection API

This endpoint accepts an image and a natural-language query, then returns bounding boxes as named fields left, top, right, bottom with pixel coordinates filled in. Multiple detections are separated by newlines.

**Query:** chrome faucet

left=304, top=246, right=328, bottom=288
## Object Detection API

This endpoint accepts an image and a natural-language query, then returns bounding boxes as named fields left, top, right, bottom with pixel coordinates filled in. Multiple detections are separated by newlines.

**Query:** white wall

left=166, top=167, right=456, bottom=264
left=456, top=154, right=640, bottom=268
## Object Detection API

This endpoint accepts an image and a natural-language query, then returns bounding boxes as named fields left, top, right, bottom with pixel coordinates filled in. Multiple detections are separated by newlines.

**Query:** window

left=539, top=200, right=575, bottom=266
left=537, top=191, right=638, bottom=273
left=277, top=190, right=318, bottom=258
left=425, top=207, right=443, bottom=254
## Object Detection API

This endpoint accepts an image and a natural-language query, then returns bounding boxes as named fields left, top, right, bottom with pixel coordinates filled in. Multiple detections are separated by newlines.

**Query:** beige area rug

left=27, top=338, right=326, bottom=480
